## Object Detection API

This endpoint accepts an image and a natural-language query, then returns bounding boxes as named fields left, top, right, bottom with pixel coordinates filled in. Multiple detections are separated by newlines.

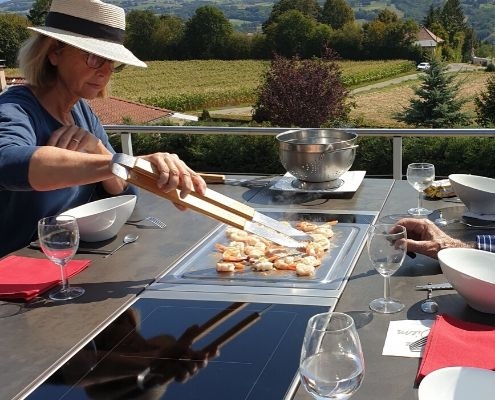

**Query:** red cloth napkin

left=0, top=255, right=91, bottom=301
left=416, top=314, right=495, bottom=384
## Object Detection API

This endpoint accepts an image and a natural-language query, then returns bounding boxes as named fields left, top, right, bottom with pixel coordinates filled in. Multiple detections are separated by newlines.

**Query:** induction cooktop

left=27, top=298, right=328, bottom=400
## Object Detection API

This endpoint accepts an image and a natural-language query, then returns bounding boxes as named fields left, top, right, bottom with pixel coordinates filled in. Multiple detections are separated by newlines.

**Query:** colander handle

left=322, top=144, right=359, bottom=154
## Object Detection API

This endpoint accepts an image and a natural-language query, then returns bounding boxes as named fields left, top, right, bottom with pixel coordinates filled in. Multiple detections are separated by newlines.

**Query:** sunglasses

left=84, top=52, right=126, bottom=73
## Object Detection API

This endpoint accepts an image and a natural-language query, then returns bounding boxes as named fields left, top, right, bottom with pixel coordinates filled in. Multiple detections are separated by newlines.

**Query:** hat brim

left=29, top=26, right=147, bottom=68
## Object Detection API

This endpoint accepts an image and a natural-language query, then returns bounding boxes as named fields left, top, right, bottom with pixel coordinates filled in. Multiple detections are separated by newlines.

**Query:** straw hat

left=29, top=0, right=147, bottom=68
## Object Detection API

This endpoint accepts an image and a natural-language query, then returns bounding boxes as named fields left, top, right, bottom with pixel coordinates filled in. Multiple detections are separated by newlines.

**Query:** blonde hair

left=18, top=34, right=108, bottom=97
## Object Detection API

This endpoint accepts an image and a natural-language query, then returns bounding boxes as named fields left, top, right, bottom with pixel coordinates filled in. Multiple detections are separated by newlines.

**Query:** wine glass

left=38, top=215, right=85, bottom=301
left=406, top=163, right=435, bottom=216
left=367, top=223, right=407, bottom=314
left=299, top=312, right=365, bottom=400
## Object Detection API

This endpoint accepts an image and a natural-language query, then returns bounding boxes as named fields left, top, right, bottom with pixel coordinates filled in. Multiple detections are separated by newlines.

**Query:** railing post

left=392, top=136, right=403, bottom=180
left=120, top=132, right=133, bottom=155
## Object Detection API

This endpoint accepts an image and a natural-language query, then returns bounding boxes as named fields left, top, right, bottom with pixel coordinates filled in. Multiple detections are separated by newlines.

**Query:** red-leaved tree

left=252, top=50, right=350, bottom=127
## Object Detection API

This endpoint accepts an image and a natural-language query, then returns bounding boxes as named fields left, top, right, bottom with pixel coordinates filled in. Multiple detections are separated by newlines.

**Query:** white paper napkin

left=382, top=320, right=435, bottom=358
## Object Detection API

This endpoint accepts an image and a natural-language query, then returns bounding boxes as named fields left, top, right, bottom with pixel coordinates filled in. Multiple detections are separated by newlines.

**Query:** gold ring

left=71, top=138, right=80, bottom=143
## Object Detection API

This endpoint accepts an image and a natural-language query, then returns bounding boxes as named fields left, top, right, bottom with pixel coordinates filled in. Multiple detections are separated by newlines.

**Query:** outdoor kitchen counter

left=1, top=177, right=404, bottom=400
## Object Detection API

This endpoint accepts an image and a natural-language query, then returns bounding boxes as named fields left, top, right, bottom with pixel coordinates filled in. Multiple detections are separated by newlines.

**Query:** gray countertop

left=2, top=177, right=493, bottom=400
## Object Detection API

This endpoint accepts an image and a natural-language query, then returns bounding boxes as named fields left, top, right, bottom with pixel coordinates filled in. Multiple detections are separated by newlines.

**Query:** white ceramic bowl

left=438, top=248, right=495, bottom=313
left=62, top=195, right=136, bottom=242
left=448, top=174, right=495, bottom=214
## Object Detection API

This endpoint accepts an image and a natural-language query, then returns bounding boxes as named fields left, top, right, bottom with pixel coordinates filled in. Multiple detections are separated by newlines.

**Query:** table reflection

left=28, top=299, right=328, bottom=400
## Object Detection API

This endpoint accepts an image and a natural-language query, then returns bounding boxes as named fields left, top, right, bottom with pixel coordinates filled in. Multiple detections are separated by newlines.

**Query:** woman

left=0, top=0, right=206, bottom=257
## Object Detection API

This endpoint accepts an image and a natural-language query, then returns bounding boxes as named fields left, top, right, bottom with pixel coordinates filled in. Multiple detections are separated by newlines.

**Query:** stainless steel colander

left=276, top=129, right=358, bottom=182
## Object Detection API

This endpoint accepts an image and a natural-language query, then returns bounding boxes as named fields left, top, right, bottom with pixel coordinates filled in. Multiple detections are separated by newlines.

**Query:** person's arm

left=28, top=146, right=117, bottom=190
left=397, top=218, right=475, bottom=259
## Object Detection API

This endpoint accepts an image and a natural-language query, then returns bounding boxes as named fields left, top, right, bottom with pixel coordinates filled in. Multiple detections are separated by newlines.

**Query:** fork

left=128, top=216, right=167, bottom=229
left=143, top=216, right=167, bottom=229
left=408, top=336, right=428, bottom=352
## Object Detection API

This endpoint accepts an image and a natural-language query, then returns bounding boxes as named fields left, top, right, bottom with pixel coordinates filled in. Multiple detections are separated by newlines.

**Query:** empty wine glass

left=300, top=312, right=365, bottom=400
left=38, top=215, right=85, bottom=301
left=406, top=163, right=435, bottom=216
left=368, top=223, right=407, bottom=314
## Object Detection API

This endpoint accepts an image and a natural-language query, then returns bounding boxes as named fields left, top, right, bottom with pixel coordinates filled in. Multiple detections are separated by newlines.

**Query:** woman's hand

left=48, top=125, right=108, bottom=155
left=140, top=153, right=207, bottom=206
left=396, top=218, right=471, bottom=259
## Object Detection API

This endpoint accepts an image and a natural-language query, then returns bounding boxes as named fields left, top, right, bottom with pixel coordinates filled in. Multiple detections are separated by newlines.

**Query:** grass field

left=350, top=70, right=490, bottom=127
left=6, top=59, right=489, bottom=127
left=107, top=59, right=415, bottom=112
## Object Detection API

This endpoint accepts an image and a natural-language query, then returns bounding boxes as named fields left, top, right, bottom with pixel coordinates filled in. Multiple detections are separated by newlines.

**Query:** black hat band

left=45, top=11, right=125, bottom=44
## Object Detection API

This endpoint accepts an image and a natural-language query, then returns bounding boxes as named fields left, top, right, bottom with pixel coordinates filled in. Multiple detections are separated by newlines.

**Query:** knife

left=415, top=282, right=454, bottom=290
left=112, top=154, right=312, bottom=246
left=199, top=173, right=276, bottom=187
left=29, top=241, right=111, bottom=255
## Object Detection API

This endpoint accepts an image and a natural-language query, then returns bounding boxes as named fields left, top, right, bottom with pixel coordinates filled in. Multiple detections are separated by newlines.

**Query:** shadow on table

left=9, top=279, right=152, bottom=313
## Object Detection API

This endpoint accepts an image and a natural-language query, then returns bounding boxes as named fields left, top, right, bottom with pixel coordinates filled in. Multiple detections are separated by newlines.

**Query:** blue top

left=0, top=85, right=137, bottom=257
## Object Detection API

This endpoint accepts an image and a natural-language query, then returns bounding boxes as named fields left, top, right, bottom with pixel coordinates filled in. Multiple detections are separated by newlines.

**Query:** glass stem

left=58, top=263, right=69, bottom=292
left=383, top=275, right=391, bottom=300
left=417, top=190, right=422, bottom=212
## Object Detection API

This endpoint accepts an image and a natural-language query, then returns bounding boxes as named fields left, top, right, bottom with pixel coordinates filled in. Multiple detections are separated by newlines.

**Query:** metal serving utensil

left=112, top=153, right=311, bottom=248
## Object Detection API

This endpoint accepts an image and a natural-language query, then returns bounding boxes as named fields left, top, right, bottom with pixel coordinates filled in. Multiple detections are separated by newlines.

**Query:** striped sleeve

left=476, top=235, right=495, bottom=252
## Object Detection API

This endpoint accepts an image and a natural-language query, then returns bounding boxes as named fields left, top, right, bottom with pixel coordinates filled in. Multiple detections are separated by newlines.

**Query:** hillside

left=1, top=0, right=494, bottom=40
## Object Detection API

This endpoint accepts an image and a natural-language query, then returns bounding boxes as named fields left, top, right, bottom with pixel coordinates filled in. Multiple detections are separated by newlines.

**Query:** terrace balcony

left=106, top=124, right=495, bottom=179
left=5, top=123, right=495, bottom=400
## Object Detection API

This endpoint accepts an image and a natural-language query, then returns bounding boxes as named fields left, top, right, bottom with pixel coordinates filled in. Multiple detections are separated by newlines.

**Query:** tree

left=125, top=10, right=160, bottom=61
left=362, top=10, right=419, bottom=60
left=0, top=14, right=31, bottom=67
left=182, top=6, right=233, bottom=59
left=262, top=0, right=321, bottom=32
left=474, top=74, right=495, bottom=127
left=253, top=51, right=350, bottom=127
left=441, top=0, right=466, bottom=44
left=394, top=58, right=471, bottom=128
left=264, top=10, right=320, bottom=58
left=154, top=15, right=185, bottom=60
left=320, top=0, right=354, bottom=30
left=27, top=0, right=51, bottom=26
left=329, top=22, right=363, bottom=59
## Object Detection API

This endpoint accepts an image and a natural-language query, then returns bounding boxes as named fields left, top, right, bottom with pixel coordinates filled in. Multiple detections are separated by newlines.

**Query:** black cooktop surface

left=28, top=299, right=328, bottom=400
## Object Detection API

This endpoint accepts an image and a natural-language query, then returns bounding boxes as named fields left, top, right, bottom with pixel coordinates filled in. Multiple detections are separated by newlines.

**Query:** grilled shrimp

left=295, top=262, right=316, bottom=276
left=252, top=258, right=274, bottom=271
left=216, top=261, right=245, bottom=272
left=222, top=246, right=247, bottom=262
left=273, top=255, right=299, bottom=270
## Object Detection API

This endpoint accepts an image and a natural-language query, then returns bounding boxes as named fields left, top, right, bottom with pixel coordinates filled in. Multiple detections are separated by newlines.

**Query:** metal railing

left=104, top=125, right=495, bottom=180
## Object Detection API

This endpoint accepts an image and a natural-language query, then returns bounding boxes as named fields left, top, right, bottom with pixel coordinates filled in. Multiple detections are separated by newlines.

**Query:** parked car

left=417, top=62, right=431, bottom=71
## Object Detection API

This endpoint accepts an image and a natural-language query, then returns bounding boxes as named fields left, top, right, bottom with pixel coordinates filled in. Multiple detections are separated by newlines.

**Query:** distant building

left=471, top=47, right=492, bottom=66
left=414, top=26, right=444, bottom=55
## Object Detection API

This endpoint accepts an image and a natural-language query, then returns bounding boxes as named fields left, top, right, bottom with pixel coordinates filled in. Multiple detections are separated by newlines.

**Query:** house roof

left=87, top=96, right=174, bottom=125
left=416, top=26, right=444, bottom=44
left=3, top=76, right=197, bottom=124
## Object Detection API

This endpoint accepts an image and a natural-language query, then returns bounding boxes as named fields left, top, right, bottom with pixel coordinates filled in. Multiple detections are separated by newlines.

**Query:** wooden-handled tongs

left=111, top=154, right=311, bottom=248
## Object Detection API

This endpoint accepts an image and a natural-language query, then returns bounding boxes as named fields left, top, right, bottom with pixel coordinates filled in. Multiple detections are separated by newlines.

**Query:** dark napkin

left=0, top=255, right=91, bottom=301
left=416, top=314, right=495, bottom=384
